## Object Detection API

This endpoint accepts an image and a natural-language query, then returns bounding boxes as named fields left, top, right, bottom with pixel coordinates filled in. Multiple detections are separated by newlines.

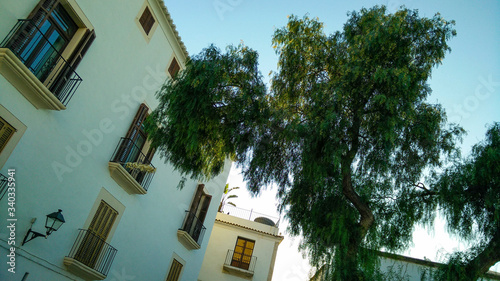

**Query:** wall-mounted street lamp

left=22, top=209, right=65, bottom=245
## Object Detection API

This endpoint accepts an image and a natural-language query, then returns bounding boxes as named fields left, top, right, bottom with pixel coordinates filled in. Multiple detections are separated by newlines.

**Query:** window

left=168, top=57, right=180, bottom=78
left=64, top=188, right=123, bottom=279
left=183, top=184, right=212, bottom=241
left=74, top=200, right=118, bottom=268
left=231, top=237, right=255, bottom=270
left=17, top=2, right=78, bottom=82
left=190, top=184, right=212, bottom=225
left=178, top=184, right=212, bottom=249
left=0, top=105, right=27, bottom=170
left=109, top=103, right=156, bottom=193
left=0, top=117, right=16, bottom=154
left=139, top=6, right=155, bottom=35
left=135, top=1, right=158, bottom=42
left=124, top=103, right=152, bottom=160
left=166, top=259, right=183, bottom=281
left=1, top=0, right=95, bottom=109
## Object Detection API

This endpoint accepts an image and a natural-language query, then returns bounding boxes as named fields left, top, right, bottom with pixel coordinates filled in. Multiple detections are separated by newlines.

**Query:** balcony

left=0, top=173, right=7, bottom=201
left=0, top=20, right=82, bottom=110
left=108, top=137, right=155, bottom=194
left=64, top=229, right=117, bottom=280
left=223, top=249, right=257, bottom=277
left=177, top=210, right=207, bottom=250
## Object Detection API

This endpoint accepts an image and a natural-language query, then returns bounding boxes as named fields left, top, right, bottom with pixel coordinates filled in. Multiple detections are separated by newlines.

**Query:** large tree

left=147, top=6, right=462, bottom=280
left=429, top=122, right=500, bottom=280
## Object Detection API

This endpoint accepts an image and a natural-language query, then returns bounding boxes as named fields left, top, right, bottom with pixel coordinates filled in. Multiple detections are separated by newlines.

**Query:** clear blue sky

left=164, top=0, right=500, bottom=278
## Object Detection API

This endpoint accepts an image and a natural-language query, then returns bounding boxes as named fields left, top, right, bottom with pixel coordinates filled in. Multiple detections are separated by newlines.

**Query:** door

left=75, top=200, right=117, bottom=268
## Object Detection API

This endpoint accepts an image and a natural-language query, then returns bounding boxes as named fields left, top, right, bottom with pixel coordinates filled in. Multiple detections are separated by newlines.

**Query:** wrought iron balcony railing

left=66, top=229, right=117, bottom=277
left=110, top=137, right=155, bottom=191
left=0, top=19, right=82, bottom=106
left=179, top=210, right=207, bottom=246
left=0, top=173, right=8, bottom=201
left=224, top=249, right=257, bottom=273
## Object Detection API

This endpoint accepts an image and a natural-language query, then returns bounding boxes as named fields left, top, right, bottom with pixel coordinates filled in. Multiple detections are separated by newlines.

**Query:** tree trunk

left=340, top=157, right=375, bottom=280
left=463, top=230, right=500, bottom=280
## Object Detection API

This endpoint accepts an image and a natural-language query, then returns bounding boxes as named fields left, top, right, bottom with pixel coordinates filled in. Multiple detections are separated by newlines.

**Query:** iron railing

left=179, top=210, right=206, bottom=246
left=0, top=19, right=82, bottom=106
left=110, top=137, right=156, bottom=191
left=66, top=229, right=117, bottom=277
left=0, top=173, right=8, bottom=201
left=224, top=249, right=257, bottom=272
left=220, top=205, right=280, bottom=227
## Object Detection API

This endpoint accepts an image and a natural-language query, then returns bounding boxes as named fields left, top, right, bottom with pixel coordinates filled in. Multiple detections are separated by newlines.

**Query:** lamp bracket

left=22, top=228, right=46, bottom=245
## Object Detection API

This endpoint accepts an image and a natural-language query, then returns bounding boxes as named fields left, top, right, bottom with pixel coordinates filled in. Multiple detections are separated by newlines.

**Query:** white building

left=309, top=252, right=500, bottom=281
left=0, top=0, right=231, bottom=280
left=198, top=205, right=284, bottom=281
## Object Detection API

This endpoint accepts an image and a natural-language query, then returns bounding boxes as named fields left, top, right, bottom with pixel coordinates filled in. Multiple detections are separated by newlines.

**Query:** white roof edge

left=154, top=0, right=189, bottom=60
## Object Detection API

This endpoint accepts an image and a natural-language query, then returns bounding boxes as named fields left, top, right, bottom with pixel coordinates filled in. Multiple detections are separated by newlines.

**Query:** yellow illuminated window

left=231, top=237, right=255, bottom=270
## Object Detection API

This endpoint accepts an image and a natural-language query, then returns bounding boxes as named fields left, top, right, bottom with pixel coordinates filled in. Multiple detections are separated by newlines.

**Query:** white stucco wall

left=379, top=255, right=500, bottom=281
left=0, top=0, right=230, bottom=280
left=198, top=213, right=283, bottom=281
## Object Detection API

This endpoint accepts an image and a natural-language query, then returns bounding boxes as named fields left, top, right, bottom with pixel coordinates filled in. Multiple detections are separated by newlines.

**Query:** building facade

left=198, top=206, right=284, bottom=281
left=309, top=252, right=500, bottom=281
left=0, top=0, right=231, bottom=280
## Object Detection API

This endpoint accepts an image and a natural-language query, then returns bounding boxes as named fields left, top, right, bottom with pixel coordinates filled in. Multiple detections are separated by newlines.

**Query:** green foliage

left=431, top=122, right=500, bottom=279
left=433, top=122, right=500, bottom=240
left=219, top=183, right=240, bottom=211
left=148, top=5, right=462, bottom=280
left=247, top=6, right=461, bottom=279
left=146, top=44, right=268, bottom=181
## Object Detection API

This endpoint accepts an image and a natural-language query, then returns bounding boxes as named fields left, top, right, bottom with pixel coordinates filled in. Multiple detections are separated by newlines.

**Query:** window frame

left=0, top=105, right=27, bottom=170
left=135, top=0, right=158, bottom=43
left=74, top=200, right=118, bottom=268
left=165, top=253, right=185, bottom=281
left=166, top=55, right=182, bottom=79
left=81, top=188, right=125, bottom=244
left=231, top=237, right=255, bottom=270
left=0, top=117, right=16, bottom=154
left=0, top=0, right=96, bottom=110
left=23, top=3, right=77, bottom=71
left=167, top=57, right=180, bottom=78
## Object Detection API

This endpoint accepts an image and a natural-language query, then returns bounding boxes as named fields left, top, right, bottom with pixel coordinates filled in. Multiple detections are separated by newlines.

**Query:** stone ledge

left=0, top=48, right=65, bottom=110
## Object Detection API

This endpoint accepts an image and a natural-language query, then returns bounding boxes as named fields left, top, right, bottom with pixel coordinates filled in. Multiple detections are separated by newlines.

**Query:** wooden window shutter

left=197, top=193, right=212, bottom=224
left=168, top=58, right=180, bottom=78
left=50, top=29, right=96, bottom=95
left=139, top=6, right=155, bottom=35
left=0, top=118, right=16, bottom=153
left=188, top=184, right=211, bottom=224
left=126, top=103, right=149, bottom=141
left=75, top=200, right=118, bottom=267
left=68, top=29, right=96, bottom=70
left=88, top=200, right=118, bottom=240
left=166, top=259, right=183, bottom=281
left=189, top=184, right=205, bottom=214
